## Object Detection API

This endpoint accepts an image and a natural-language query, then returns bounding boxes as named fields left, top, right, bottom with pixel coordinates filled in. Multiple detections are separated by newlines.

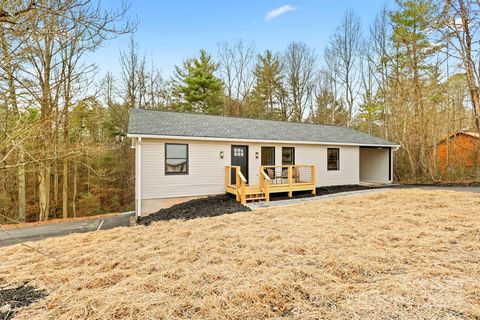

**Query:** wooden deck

left=225, top=165, right=316, bottom=205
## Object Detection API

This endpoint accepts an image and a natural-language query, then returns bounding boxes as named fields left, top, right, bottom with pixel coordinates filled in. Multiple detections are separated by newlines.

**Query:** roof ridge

left=130, top=108, right=352, bottom=130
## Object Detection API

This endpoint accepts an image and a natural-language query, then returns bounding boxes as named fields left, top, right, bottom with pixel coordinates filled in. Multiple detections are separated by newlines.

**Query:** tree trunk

left=72, top=161, right=77, bottom=218
left=62, top=111, right=69, bottom=219
left=457, top=0, right=480, bottom=131
left=38, top=162, right=51, bottom=221
left=18, top=148, right=26, bottom=222
left=53, top=160, right=58, bottom=211
left=62, top=158, right=68, bottom=218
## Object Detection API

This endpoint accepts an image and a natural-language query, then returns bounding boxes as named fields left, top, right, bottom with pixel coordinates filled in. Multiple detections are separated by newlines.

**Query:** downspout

left=136, top=137, right=142, bottom=218
left=391, top=145, right=400, bottom=183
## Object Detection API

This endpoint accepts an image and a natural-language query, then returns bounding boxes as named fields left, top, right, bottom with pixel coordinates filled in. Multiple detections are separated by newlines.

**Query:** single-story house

left=128, top=109, right=400, bottom=217
left=434, top=131, right=480, bottom=173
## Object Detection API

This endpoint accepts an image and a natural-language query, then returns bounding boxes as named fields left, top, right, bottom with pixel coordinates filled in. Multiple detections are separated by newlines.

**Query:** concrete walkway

left=400, top=185, right=480, bottom=193
left=0, top=212, right=134, bottom=248
left=247, top=186, right=480, bottom=210
left=247, top=188, right=391, bottom=210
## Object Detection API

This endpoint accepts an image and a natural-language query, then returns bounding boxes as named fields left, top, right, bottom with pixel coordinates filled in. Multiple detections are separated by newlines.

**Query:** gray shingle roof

left=128, top=109, right=398, bottom=146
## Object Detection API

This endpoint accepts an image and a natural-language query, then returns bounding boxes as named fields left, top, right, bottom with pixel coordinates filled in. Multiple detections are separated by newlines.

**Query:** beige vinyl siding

left=248, top=144, right=261, bottom=183
left=360, top=147, right=391, bottom=183
left=140, top=138, right=361, bottom=201
left=295, top=145, right=359, bottom=186
left=141, top=139, right=231, bottom=199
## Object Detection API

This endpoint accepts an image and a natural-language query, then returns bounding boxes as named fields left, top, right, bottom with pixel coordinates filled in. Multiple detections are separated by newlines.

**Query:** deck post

left=288, top=166, right=293, bottom=197
left=259, top=166, right=263, bottom=189
left=241, top=181, right=246, bottom=205
left=265, top=179, right=270, bottom=205
left=235, top=167, right=240, bottom=202
left=225, top=166, right=229, bottom=190
left=311, top=165, right=316, bottom=195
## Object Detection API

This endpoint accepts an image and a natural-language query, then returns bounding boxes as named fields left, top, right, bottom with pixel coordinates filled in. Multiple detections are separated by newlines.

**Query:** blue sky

left=94, top=0, right=394, bottom=79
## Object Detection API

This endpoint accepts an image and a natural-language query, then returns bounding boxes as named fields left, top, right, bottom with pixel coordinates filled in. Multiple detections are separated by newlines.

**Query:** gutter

left=126, top=133, right=401, bottom=149
left=135, top=137, right=142, bottom=218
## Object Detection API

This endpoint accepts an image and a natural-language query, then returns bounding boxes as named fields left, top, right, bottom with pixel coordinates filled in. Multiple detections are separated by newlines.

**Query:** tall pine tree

left=172, top=49, right=224, bottom=114
left=247, top=50, right=285, bottom=119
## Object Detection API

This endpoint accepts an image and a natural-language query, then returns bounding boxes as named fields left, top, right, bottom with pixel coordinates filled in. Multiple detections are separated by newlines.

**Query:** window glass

left=165, top=144, right=188, bottom=174
left=261, top=147, right=275, bottom=166
left=282, top=147, right=295, bottom=165
left=327, top=148, right=339, bottom=171
left=233, top=147, right=244, bottom=157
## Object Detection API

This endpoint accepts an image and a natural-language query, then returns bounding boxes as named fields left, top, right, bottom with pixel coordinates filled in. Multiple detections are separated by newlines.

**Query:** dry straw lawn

left=1, top=189, right=480, bottom=319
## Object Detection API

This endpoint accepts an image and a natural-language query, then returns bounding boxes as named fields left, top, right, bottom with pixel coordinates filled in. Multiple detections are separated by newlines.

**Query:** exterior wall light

left=255, top=151, right=259, bottom=159
left=220, top=151, right=224, bottom=159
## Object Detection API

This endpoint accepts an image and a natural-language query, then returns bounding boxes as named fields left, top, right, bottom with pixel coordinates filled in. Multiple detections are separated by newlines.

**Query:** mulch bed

left=138, top=185, right=388, bottom=225
left=0, top=283, right=47, bottom=320
left=137, top=195, right=251, bottom=225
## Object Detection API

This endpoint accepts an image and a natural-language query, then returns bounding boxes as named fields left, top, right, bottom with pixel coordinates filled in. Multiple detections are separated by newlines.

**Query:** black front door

left=231, top=145, right=248, bottom=185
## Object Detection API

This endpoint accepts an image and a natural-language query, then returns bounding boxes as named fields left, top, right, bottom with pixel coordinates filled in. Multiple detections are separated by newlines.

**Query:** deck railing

left=225, top=165, right=247, bottom=204
left=225, top=164, right=316, bottom=204
left=261, top=165, right=316, bottom=196
left=259, top=169, right=271, bottom=204
left=261, top=165, right=316, bottom=184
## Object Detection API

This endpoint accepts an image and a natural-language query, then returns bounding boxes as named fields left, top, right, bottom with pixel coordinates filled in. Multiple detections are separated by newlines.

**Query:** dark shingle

left=128, top=109, right=398, bottom=146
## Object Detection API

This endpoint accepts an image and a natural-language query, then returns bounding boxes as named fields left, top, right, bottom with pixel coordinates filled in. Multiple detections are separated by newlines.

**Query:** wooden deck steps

left=244, top=186, right=266, bottom=202
left=233, top=185, right=266, bottom=203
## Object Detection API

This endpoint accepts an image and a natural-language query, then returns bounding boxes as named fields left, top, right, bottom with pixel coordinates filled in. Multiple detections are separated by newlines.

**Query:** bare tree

left=120, top=37, right=146, bottom=109
left=144, top=62, right=169, bottom=110
left=282, top=42, right=317, bottom=122
left=0, top=23, right=26, bottom=221
left=365, top=6, right=391, bottom=137
left=0, top=0, right=36, bottom=24
left=217, top=40, right=256, bottom=115
left=312, top=71, right=348, bottom=126
left=441, top=0, right=480, bottom=132
left=324, top=10, right=363, bottom=126
left=0, top=0, right=134, bottom=221
left=322, top=45, right=343, bottom=122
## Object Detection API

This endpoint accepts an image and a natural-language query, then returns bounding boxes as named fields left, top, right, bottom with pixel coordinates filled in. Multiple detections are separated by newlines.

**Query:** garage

left=360, top=147, right=392, bottom=183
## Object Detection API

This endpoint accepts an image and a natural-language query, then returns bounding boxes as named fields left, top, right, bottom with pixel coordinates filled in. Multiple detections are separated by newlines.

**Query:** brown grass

left=1, top=189, right=479, bottom=319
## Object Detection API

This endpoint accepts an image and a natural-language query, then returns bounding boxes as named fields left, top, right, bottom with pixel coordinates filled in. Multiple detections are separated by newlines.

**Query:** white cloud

left=265, top=5, right=297, bottom=21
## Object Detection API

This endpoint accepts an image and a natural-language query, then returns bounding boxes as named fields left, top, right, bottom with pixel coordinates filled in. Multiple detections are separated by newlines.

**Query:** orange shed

left=435, top=131, right=480, bottom=173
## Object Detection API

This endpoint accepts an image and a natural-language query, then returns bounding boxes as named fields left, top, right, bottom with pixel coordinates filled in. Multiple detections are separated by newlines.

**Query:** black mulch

left=0, top=283, right=47, bottom=320
left=137, top=194, right=251, bottom=225
left=137, top=185, right=392, bottom=225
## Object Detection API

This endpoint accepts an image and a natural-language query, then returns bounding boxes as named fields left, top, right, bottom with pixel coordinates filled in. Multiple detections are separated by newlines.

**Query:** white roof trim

left=127, top=133, right=401, bottom=148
